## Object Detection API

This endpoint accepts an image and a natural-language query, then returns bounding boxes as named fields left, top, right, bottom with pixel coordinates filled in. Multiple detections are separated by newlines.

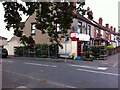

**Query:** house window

left=72, top=25, right=77, bottom=32
left=78, top=21, right=82, bottom=33
left=96, top=28, right=99, bottom=38
left=87, top=25, right=91, bottom=36
left=31, top=23, right=36, bottom=35
left=57, top=24, right=61, bottom=32
left=101, top=30, right=103, bottom=38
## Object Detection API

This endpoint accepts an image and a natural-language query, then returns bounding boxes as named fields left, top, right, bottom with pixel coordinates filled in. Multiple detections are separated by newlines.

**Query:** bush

left=107, top=45, right=114, bottom=49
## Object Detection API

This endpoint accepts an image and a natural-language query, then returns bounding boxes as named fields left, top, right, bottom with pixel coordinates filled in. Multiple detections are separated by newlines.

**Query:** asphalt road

left=2, top=54, right=119, bottom=89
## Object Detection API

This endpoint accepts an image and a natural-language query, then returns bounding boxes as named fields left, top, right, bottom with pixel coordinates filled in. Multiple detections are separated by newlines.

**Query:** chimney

left=99, top=18, right=102, bottom=25
left=109, top=26, right=112, bottom=41
left=106, top=23, right=109, bottom=29
left=105, top=24, right=109, bottom=41
left=110, top=26, right=113, bottom=31
left=114, top=28, right=116, bottom=33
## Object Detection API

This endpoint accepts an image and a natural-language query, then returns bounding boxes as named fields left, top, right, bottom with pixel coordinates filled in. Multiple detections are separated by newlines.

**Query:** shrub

left=107, top=45, right=114, bottom=49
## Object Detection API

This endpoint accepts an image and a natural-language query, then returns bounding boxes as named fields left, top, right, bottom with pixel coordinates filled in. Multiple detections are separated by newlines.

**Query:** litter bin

left=76, top=56, right=81, bottom=60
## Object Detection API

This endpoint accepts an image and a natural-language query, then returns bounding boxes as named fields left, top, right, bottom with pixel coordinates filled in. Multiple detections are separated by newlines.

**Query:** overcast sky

left=0, top=0, right=119, bottom=40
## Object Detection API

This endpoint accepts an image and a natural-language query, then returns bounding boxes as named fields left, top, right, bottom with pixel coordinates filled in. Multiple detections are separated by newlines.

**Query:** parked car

left=0, top=48, right=8, bottom=58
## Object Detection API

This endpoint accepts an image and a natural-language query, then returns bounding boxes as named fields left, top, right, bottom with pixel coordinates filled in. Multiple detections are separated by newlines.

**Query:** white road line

left=17, top=86, right=28, bottom=88
left=48, top=81, right=76, bottom=88
left=77, top=68, right=120, bottom=76
left=24, top=62, right=57, bottom=68
left=97, top=67, right=107, bottom=70
left=68, top=64, right=107, bottom=70
left=2, top=60, right=13, bottom=63
left=113, top=63, right=118, bottom=67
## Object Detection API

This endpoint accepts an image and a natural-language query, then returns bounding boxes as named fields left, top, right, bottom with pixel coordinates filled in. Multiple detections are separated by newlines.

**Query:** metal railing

left=14, top=44, right=58, bottom=58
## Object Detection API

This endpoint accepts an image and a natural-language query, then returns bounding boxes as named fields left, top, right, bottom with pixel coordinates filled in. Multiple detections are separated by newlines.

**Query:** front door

left=77, top=42, right=81, bottom=56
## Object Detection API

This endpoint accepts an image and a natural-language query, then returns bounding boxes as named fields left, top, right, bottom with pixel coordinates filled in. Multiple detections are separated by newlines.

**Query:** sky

left=0, top=0, right=119, bottom=41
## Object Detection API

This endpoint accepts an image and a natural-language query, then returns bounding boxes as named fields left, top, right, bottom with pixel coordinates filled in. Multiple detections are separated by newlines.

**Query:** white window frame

left=31, top=23, right=36, bottom=35
left=78, top=21, right=82, bottom=34
left=87, top=24, right=91, bottom=36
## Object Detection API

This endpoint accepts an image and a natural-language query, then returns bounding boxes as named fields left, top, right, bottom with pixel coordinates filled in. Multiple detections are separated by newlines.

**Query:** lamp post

left=64, top=34, right=67, bottom=62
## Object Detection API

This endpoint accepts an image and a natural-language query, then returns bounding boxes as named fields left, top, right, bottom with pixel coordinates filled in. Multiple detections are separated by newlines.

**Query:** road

left=2, top=54, right=119, bottom=89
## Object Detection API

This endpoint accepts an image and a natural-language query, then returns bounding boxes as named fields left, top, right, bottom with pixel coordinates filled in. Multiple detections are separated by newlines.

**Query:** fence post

left=34, top=46, right=35, bottom=57
left=23, top=47, right=24, bottom=57
left=41, top=45, right=42, bottom=57
left=56, top=44, right=58, bottom=58
left=48, top=45, right=50, bottom=58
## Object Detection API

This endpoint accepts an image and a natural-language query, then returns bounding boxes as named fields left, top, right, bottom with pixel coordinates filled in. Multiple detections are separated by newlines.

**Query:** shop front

left=70, top=32, right=90, bottom=57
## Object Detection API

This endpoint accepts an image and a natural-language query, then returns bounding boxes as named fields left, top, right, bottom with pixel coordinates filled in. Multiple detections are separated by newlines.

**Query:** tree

left=2, top=1, right=91, bottom=47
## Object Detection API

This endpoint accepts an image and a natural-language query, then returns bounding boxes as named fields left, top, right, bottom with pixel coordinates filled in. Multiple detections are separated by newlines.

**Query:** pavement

left=8, top=52, right=119, bottom=68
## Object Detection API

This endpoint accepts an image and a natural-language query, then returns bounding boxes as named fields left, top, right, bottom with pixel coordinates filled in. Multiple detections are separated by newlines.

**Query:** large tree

left=2, top=1, right=91, bottom=47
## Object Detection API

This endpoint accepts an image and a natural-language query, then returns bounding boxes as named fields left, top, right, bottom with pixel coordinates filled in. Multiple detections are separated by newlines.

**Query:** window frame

left=78, top=21, right=82, bottom=34
left=31, top=23, right=36, bottom=35
left=96, top=27, right=99, bottom=38
left=87, top=24, right=91, bottom=37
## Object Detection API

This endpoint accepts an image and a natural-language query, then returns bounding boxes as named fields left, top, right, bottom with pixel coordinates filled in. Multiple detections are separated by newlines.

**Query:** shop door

left=77, top=42, right=81, bottom=56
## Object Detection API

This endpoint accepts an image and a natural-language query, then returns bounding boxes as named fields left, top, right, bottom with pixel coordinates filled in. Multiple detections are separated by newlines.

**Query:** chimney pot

left=114, top=28, right=116, bottom=32
left=110, top=26, right=113, bottom=31
left=106, top=24, right=109, bottom=29
left=99, top=18, right=102, bottom=25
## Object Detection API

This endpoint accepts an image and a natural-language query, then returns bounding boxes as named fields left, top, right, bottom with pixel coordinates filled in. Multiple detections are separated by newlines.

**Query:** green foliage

left=107, top=45, right=114, bottom=49
left=14, top=43, right=58, bottom=58
left=90, top=45, right=107, bottom=60
left=20, top=35, right=35, bottom=46
left=2, top=2, right=89, bottom=47
left=82, top=43, right=93, bottom=61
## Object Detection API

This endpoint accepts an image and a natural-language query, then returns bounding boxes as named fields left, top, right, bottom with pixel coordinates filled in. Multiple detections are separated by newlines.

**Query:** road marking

left=97, top=67, right=107, bottom=70
left=3, top=70, right=76, bottom=88
left=68, top=64, right=107, bottom=70
left=24, top=62, right=57, bottom=68
left=2, top=60, right=13, bottom=63
left=77, top=68, right=120, bottom=76
left=48, top=81, right=76, bottom=88
left=51, top=66, right=57, bottom=68
left=17, top=86, right=28, bottom=88
left=113, top=63, right=118, bottom=67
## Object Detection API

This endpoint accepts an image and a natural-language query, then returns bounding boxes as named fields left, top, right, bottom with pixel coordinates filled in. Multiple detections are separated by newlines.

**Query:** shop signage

left=70, top=32, right=90, bottom=41
left=70, top=32, right=78, bottom=41
left=78, top=34, right=90, bottom=41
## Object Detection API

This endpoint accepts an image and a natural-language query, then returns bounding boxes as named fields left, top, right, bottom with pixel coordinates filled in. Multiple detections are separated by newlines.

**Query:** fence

left=14, top=44, right=58, bottom=58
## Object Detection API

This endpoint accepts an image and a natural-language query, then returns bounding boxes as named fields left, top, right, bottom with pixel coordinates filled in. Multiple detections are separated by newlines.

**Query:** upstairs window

left=72, top=25, right=77, bottom=32
left=87, top=25, right=91, bottom=36
left=96, top=28, right=99, bottom=37
left=31, top=23, right=36, bottom=35
left=78, top=21, right=82, bottom=33
left=101, top=30, right=104, bottom=37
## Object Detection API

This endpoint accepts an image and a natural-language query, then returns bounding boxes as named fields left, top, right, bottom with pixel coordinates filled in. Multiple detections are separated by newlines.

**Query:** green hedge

left=107, top=45, right=114, bottom=49
left=14, top=44, right=58, bottom=58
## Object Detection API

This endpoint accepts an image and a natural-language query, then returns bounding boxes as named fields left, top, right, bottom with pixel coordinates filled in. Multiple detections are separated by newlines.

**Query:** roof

left=76, top=11, right=117, bottom=35
left=8, top=35, right=20, bottom=42
left=0, top=36, right=7, bottom=40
